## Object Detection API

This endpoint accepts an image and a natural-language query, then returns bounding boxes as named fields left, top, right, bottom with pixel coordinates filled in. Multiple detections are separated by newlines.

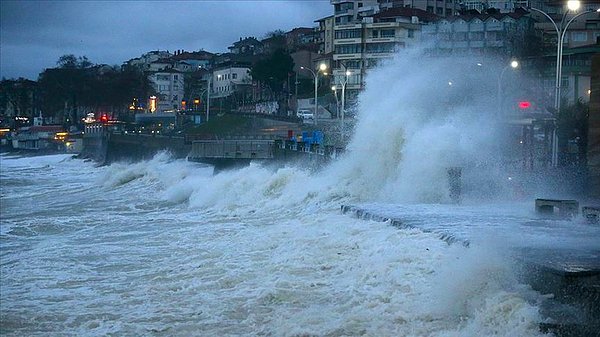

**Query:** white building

left=148, top=70, right=185, bottom=112
left=211, top=66, right=252, bottom=99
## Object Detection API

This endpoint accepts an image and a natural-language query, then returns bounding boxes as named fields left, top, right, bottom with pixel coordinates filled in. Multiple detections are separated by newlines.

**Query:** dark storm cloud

left=0, top=0, right=331, bottom=79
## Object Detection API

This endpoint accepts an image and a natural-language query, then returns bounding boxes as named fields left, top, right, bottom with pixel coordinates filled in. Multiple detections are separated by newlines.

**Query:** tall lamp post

left=331, top=86, right=339, bottom=118
left=497, top=60, right=519, bottom=115
left=206, top=76, right=211, bottom=122
left=335, top=69, right=352, bottom=142
left=528, top=1, right=599, bottom=166
left=300, top=63, right=328, bottom=126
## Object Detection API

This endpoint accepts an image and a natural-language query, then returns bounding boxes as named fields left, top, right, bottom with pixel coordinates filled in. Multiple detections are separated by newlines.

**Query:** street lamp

left=300, top=63, right=328, bottom=126
left=337, top=69, right=351, bottom=142
left=528, top=1, right=599, bottom=166
left=206, top=76, right=211, bottom=122
left=331, top=86, right=339, bottom=118
left=497, top=59, right=519, bottom=115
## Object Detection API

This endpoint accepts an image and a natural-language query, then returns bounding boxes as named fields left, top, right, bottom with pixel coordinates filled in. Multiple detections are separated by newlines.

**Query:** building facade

left=211, top=65, right=252, bottom=99
left=316, top=15, right=336, bottom=54
left=421, top=10, right=534, bottom=56
left=331, top=4, right=434, bottom=92
left=147, top=70, right=185, bottom=112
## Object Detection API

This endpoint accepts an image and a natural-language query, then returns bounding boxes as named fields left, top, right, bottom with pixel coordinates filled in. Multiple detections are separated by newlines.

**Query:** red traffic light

left=518, top=101, right=531, bottom=109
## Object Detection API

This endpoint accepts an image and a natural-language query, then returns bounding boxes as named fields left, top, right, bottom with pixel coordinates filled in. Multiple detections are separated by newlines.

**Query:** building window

left=335, top=2, right=354, bottom=14
left=427, top=6, right=433, bottom=12
left=453, top=32, right=466, bottom=40
left=335, top=29, right=362, bottom=39
left=572, top=31, right=587, bottom=42
left=381, top=29, right=395, bottom=38
left=469, top=32, right=484, bottom=40
left=232, top=73, right=237, bottom=79
left=336, top=60, right=361, bottom=68
left=174, top=75, right=178, bottom=80
left=408, top=29, right=414, bottom=38
left=335, top=43, right=362, bottom=54
left=365, top=42, right=396, bottom=53
left=436, top=7, right=444, bottom=15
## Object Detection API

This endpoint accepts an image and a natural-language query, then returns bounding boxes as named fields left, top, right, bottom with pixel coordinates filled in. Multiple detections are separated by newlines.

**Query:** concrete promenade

left=341, top=202, right=600, bottom=336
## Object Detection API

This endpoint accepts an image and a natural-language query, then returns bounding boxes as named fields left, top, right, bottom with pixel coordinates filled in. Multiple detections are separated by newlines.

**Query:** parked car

left=297, top=109, right=314, bottom=121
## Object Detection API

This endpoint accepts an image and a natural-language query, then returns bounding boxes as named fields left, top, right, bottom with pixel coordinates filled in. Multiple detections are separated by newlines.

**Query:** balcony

left=334, top=23, right=362, bottom=30
left=365, top=37, right=396, bottom=43
left=332, top=68, right=360, bottom=76
left=486, top=40, right=504, bottom=47
left=365, top=22, right=397, bottom=28
left=333, top=53, right=362, bottom=60
left=364, top=52, right=394, bottom=59
left=334, top=38, right=362, bottom=44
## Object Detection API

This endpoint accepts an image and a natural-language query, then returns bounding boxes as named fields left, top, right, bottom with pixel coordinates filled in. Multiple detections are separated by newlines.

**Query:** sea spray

left=0, top=49, right=557, bottom=336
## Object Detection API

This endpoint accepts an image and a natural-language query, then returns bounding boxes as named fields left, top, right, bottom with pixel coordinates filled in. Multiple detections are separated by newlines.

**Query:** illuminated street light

left=331, top=86, right=339, bottom=119
left=300, top=63, right=328, bottom=126
left=497, top=59, right=519, bottom=115
left=338, top=69, right=352, bottom=143
left=567, top=0, right=580, bottom=11
left=528, top=0, right=598, bottom=166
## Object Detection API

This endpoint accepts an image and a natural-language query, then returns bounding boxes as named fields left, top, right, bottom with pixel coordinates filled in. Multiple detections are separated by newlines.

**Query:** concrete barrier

left=582, top=206, right=600, bottom=224
left=535, top=199, right=579, bottom=217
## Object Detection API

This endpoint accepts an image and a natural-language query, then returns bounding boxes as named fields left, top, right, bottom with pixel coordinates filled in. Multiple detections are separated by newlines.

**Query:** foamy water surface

left=0, top=52, right=558, bottom=336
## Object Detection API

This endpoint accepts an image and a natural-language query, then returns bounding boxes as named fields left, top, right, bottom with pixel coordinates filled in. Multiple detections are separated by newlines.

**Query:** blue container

left=312, top=131, right=324, bottom=145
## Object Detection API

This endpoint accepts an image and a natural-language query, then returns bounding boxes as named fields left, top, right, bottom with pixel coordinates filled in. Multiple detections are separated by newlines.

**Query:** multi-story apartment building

left=532, top=9, right=600, bottom=50
left=330, top=2, right=435, bottom=92
left=147, top=69, right=185, bottom=112
left=316, top=15, right=336, bottom=54
left=332, top=0, right=380, bottom=25
left=421, top=9, right=534, bottom=57
left=397, top=0, right=460, bottom=16
left=389, top=0, right=529, bottom=16
left=211, top=64, right=252, bottom=99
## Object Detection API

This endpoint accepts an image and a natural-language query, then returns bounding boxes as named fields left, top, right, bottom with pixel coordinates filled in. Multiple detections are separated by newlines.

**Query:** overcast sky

left=0, top=0, right=332, bottom=80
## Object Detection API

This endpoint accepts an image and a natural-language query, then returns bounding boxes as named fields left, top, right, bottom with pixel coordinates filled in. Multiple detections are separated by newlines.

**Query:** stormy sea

left=2, top=52, right=596, bottom=336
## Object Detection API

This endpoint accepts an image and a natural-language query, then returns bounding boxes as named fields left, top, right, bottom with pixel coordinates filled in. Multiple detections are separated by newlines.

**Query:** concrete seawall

left=106, top=133, right=190, bottom=163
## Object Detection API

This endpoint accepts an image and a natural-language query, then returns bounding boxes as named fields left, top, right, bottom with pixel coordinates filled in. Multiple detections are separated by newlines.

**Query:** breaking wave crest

left=55, top=50, right=552, bottom=336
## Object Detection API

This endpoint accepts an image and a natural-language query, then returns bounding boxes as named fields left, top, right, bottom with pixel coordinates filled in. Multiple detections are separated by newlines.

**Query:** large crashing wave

left=115, top=50, right=517, bottom=210
left=329, top=50, right=514, bottom=203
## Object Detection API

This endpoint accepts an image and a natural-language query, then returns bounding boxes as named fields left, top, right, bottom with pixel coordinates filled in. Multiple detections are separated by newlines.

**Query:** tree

left=57, top=54, right=93, bottom=69
left=263, top=30, right=287, bottom=54
left=251, top=49, right=294, bottom=95
left=0, top=78, right=38, bottom=121
left=557, top=100, right=588, bottom=166
left=38, top=55, right=156, bottom=126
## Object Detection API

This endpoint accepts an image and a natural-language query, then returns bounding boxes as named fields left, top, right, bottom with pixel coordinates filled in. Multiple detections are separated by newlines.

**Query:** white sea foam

left=0, top=50, right=555, bottom=336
